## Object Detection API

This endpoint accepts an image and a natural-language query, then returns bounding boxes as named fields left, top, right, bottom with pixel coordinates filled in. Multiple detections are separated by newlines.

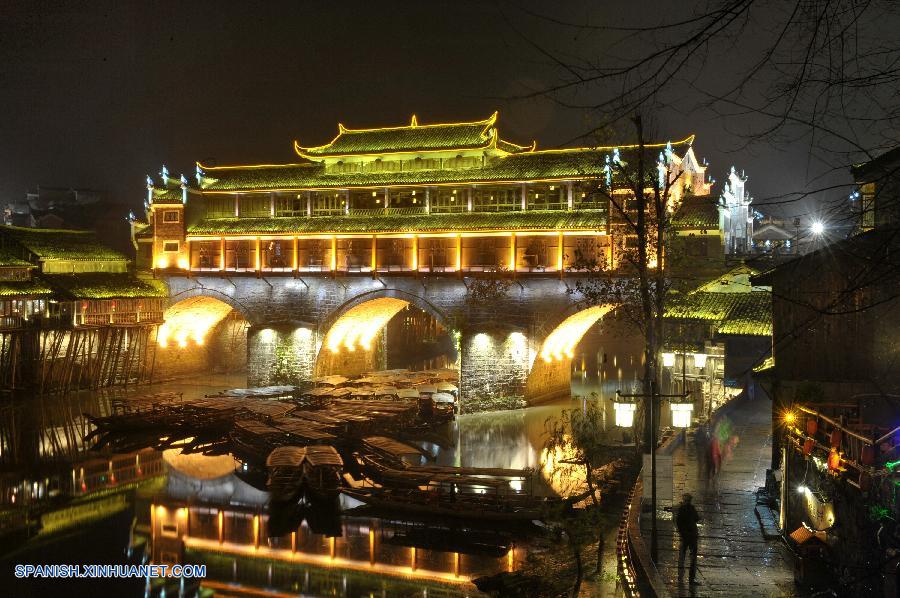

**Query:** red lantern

left=827, top=449, right=841, bottom=471
left=806, top=418, right=818, bottom=435
left=861, top=445, right=875, bottom=465
left=830, top=429, right=842, bottom=448
left=803, top=439, right=815, bottom=456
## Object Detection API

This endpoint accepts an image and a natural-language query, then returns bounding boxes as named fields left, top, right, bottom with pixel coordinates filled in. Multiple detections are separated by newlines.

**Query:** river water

left=0, top=341, right=643, bottom=597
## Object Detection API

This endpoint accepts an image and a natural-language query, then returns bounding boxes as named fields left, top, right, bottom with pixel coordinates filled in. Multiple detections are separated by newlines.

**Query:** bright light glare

left=324, top=298, right=408, bottom=353
left=158, top=296, right=233, bottom=348
left=614, top=402, right=637, bottom=427
left=797, top=485, right=808, bottom=494
left=670, top=402, right=694, bottom=428
left=784, top=412, right=796, bottom=424
left=811, top=221, right=825, bottom=235
left=540, top=305, right=615, bottom=363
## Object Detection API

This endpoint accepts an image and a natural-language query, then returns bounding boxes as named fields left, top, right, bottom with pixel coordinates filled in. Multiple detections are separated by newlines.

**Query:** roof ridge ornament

left=410, top=114, right=418, bottom=127
left=161, top=165, right=169, bottom=185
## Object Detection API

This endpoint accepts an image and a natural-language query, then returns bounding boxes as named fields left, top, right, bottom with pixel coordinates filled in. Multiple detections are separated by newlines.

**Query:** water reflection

left=0, top=338, right=646, bottom=596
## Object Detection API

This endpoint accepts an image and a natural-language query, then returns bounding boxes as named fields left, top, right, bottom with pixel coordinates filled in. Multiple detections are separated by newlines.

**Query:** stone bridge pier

left=164, top=275, right=616, bottom=412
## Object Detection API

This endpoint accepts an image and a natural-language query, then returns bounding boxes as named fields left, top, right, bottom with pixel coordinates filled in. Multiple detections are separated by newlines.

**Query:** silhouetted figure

left=676, top=493, right=701, bottom=585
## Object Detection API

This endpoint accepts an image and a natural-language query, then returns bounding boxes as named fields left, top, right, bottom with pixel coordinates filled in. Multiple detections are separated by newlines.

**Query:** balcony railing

left=349, top=207, right=428, bottom=217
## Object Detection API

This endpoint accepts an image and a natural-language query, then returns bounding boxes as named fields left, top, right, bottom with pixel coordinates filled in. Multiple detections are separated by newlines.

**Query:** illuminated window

left=431, top=187, right=466, bottom=213
left=472, top=186, right=519, bottom=212
left=860, top=183, right=875, bottom=230
left=162, top=241, right=179, bottom=253
left=205, top=196, right=233, bottom=219
left=162, top=210, right=180, bottom=223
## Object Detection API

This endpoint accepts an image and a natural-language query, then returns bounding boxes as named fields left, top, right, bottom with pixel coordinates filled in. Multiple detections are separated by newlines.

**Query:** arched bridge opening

left=154, top=295, right=249, bottom=380
left=315, top=295, right=456, bottom=379
left=524, top=304, right=618, bottom=405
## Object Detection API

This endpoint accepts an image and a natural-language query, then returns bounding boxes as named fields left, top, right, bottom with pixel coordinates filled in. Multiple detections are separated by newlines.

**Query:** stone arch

left=154, top=294, right=250, bottom=379
left=525, top=304, right=618, bottom=404
left=315, top=289, right=453, bottom=378
left=158, top=295, right=241, bottom=348
left=167, top=285, right=254, bottom=324
left=319, top=288, right=452, bottom=334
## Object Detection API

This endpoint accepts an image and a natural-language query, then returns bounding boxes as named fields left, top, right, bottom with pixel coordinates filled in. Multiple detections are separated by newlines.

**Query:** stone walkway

left=640, top=393, right=799, bottom=597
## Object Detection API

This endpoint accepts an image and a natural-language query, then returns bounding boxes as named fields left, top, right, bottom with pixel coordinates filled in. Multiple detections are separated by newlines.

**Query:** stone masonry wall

left=166, top=274, right=609, bottom=411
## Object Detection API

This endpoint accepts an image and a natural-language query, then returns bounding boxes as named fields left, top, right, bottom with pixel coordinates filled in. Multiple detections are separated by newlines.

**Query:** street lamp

left=810, top=221, right=825, bottom=235
left=613, top=400, right=637, bottom=427
left=670, top=401, right=694, bottom=428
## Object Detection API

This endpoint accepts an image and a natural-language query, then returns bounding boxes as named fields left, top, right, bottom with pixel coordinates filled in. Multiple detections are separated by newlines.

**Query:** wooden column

left=425, top=187, right=431, bottom=214
left=412, top=235, right=418, bottom=273
left=330, top=236, right=337, bottom=275
left=558, top=231, right=565, bottom=279
left=456, top=234, right=462, bottom=275
left=567, top=182, right=573, bottom=210
left=384, top=187, right=390, bottom=209
left=306, top=192, right=312, bottom=217
left=510, top=233, right=517, bottom=275
left=186, top=240, right=192, bottom=274
left=521, top=184, right=527, bottom=211
left=234, top=194, right=240, bottom=217
left=292, top=236, right=299, bottom=275
left=467, top=188, right=473, bottom=212
left=269, top=192, right=275, bottom=217
left=219, top=237, right=226, bottom=271
left=255, top=237, right=261, bottom=275
left=371, top=235, right=377, bottom=276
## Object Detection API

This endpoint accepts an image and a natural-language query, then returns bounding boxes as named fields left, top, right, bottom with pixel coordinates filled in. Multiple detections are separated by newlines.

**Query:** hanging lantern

left=662, top=352, right=675, bottom=367
left=803, top=438, right=815, bottom=456
left=614, top=402, right=637, bottom=428
left=830, top=429, right=842, bottom=448
left=806, top=418, right=818, bottom=436
left=670, top=402, right=694, bottom=428
left=827, top=449, right=841, bottom=471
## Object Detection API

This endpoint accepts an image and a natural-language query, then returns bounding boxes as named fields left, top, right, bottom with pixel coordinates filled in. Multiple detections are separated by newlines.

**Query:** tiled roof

left=187, top=209, right=608, bottom=236
left=0, top=249, right=33, bottom=268
left=132, top=222, right=152, bottom=239
left=43, top=273, right=168, bottom=299
left=0, top=279, right=54, bottom=298
left=296, top=114, right=498, bottom=157
left=666, top=290, right=772, bottom=336
left=202, top=136, right=696, bottom=194
left=0, top=226, right=128, bottom=262
left=672, top=195, right=720, bottom=229
left=150, top=185, right=184, bottom=205
left=200, top=150, right=607, bottom=192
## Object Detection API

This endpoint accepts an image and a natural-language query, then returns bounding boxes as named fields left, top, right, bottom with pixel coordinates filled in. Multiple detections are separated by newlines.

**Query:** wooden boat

left=266, top=445, right=344, bottom=502
left=341, top=487, right=559, bottom=522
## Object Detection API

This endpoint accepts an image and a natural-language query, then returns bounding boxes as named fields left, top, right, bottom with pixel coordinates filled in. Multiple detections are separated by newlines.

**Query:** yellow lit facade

left=137, top=113, right=711, bottom=276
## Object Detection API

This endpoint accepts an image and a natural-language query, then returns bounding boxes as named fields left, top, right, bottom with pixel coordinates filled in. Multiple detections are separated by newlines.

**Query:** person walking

left=676, top=493, right=701, bottom=585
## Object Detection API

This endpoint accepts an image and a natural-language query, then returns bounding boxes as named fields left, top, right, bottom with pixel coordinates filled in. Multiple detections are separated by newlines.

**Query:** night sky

left=0, top=1, right=850, bottom=228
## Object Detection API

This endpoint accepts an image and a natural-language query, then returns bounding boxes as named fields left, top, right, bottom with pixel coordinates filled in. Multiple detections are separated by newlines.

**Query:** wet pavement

left=641, top=393, right=799, bottom=597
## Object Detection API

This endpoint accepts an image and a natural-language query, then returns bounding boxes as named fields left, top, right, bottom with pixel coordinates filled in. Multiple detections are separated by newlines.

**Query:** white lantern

left=693, top=353, right=707, bottom=368
left=670, top=402, right=694, bottom=428
left=662, top=352, right=675, bottom=367
left=614, top=402, right=637, bottom=427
